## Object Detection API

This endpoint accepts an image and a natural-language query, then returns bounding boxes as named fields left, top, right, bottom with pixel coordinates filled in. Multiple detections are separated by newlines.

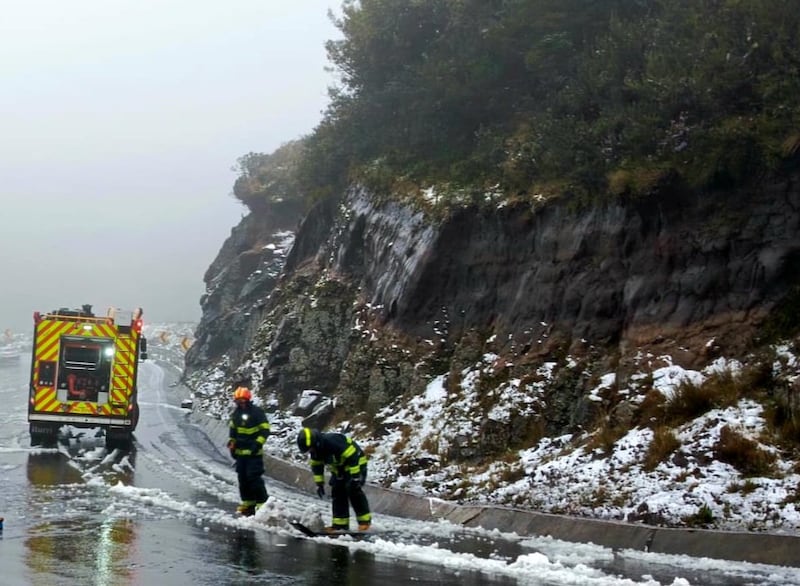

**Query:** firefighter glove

left=316, top=483, right=325, bottom=499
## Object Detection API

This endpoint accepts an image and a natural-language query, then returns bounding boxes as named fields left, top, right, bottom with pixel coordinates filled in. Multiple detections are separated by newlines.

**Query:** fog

left=0, top=0, right=338, bottom=333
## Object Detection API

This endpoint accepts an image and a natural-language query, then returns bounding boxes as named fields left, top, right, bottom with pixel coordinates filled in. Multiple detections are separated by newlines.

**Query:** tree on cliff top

left=290, top=0, right=800, bottom=203
left=232, top=140, right=310, bottom=215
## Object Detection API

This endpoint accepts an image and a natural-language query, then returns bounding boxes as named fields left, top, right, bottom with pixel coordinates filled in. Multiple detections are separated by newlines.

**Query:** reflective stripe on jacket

left=309, top=432, right=367, bottom=482
left=229, top=403, right=270, bottom=457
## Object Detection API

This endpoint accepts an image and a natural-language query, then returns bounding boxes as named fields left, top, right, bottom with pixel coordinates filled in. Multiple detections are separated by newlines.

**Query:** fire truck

left=28, top=304, right=148, bottom=449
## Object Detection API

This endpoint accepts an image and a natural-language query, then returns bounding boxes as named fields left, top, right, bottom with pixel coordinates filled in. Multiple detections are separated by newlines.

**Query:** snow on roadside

left=156, top=323, right=800, bottom=533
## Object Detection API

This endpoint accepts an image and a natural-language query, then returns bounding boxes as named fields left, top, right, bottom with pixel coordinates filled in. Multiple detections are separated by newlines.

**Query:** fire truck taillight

left=133, top=319, right=143, bottom=333
left=33, top=311, right=41, bottom=324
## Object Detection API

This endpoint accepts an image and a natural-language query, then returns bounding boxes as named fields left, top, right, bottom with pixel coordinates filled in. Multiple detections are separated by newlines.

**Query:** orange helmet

left=233, top=387, right=252, bottom=402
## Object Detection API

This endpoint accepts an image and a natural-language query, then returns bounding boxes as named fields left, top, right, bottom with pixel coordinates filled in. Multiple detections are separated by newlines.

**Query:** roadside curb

left=188, top=409, right=800, bottom=567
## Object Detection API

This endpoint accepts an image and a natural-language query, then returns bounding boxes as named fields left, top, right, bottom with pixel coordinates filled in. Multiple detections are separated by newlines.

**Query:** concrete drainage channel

left=188, top=409, right=800, bottom=568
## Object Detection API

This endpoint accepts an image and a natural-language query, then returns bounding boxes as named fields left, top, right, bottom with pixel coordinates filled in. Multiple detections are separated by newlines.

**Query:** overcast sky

left=0, top=0, right=339, bottom=333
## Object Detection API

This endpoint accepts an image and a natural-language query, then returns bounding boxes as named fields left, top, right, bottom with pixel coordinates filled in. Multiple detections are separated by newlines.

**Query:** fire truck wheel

left=30, top=423, right=58, bottom=448
left=105, top=428, right=133, bottom=451
left=131, top=403, right=140, bottom=431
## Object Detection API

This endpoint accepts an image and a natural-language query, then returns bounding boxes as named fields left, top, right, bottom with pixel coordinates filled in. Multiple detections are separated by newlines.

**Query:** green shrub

left=684, top=504, right=714, bottom=527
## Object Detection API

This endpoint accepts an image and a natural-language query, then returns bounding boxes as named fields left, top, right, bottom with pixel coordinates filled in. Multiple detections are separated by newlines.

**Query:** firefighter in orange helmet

left=227, top=386, right=270, bottom=516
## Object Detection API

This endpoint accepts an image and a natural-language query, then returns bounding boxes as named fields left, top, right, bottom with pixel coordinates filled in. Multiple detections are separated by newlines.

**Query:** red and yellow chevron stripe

left=30, top=316, right=139, bottom=417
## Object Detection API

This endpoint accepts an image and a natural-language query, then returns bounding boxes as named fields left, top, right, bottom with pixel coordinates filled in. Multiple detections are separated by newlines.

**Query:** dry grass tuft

left=714, top=425, right=778, bottom=478
left=585, top=419, right=626, bottom=456
left=643, top=426, right=680, bottom=472
left=663, top=371, right=741, bottom=426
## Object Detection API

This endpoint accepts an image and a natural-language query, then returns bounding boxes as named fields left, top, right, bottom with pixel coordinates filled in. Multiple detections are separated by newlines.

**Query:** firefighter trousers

left=330, top=477, right=371, bottom=529
left=236, top=456, right=268, bottom=506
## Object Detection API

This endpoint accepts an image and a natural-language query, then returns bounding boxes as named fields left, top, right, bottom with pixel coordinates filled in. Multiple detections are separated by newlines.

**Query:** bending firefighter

left=228, top=387, right=270, bottom=516
left=297, top=427, right=372, bottom=531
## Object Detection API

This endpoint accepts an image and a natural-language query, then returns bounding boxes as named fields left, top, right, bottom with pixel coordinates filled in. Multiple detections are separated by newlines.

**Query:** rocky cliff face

left=187, top=174, right=800, bottom=442
left=185, top=201, right=301, bottom=379
left=391, top=177, right=800, bottom=365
